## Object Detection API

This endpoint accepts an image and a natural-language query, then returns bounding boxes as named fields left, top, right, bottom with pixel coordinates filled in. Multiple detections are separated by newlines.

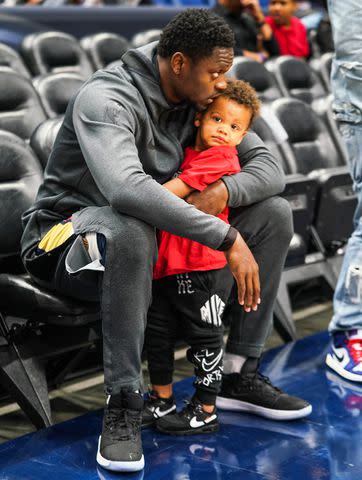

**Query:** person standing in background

left=325, top=0, right=362, bottom=383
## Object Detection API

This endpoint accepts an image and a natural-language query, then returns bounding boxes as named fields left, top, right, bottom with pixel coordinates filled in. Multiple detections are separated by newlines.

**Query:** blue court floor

left=1, top=331, right=362, bottom=480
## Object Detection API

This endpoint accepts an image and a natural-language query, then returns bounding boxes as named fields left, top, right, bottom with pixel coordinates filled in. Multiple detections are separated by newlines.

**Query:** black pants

left=24, top=197, right=293, bottom=395
left=145, top=268, right=234, bottom=405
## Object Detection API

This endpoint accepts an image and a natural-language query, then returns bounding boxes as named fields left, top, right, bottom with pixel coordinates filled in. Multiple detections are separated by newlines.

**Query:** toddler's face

left=194, top=95, right=252, bottom=151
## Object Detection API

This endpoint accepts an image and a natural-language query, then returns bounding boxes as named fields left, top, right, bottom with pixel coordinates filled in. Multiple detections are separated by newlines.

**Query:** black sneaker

left=96, top=390, right=145, bottom=472
left=142, top=390, right=177, bottom=427
left=156, top=397, right=219, bottom=435
left=216, top=358, right=312, bottom=420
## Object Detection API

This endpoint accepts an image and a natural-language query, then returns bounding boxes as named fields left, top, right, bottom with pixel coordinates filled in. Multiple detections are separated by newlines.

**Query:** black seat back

left=271, top=98, right=342, bottom=174
left=30, top=117, right=63, bottom=169
left=0, top=67, right=47, bottom=140
left=131, top=29, right=162, bottom=48
left=0, top=130, right=43, bottom=258
left=33, top=72, right=84, bottom=118
left=252, top=115, right=318, bottom=264
left=270, top=56, right=326, bottom=105
left=81, top=33, right=130, bottom=70
left=229, top=57, right=282, bottom=103
left=0, top=42, right=31, bottom=78
left=272, top=98, right=355, bottom=252
left=251, top=116, right=289, bottom=171
left=22, top=31, right=94, bottom=79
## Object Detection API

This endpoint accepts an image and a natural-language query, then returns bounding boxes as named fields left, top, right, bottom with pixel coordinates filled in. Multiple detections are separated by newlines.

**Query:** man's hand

left=185, top=180, right=228, bottom=216
left=240, top=0, right=264, bottom=22
left=225, top=232, right=261, bottom=313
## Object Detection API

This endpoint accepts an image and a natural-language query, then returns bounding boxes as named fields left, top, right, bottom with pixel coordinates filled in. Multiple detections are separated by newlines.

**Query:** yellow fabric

left=38, top=222, right=74, bottom=253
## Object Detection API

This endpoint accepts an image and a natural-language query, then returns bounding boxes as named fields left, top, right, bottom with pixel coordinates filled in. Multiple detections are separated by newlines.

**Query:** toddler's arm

left=162, top=177, right=196, bottom=199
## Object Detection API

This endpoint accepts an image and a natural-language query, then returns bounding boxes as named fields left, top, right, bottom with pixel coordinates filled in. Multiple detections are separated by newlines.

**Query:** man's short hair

left=157, top=8, right=235, bottom=61
left=222, top=79, right=261, bottom=125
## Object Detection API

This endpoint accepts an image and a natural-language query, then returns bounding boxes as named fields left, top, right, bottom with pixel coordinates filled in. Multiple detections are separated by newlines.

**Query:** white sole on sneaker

left=96, top=437, right=145, bottom=472
left=216, top=396, right=312, bottom=420
left=326, top=353, right=362, bottom=383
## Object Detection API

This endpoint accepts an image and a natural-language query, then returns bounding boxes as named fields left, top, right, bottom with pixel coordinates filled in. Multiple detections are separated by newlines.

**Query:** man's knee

left=73, top=206, right=157, bottom=266
left=231, top=196, right=293, bottom=246
left=265, top=196, right=293, bottom=244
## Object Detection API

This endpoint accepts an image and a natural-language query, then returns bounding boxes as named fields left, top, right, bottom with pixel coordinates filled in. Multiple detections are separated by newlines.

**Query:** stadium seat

left=32, top=72, right=84, bottom=118
left=252, top=115, right=320, bottom=267
left=21, top=31, right=94, bottom=79
left=131, top=29, right=162, bottom=48
left=0, top=129, right=50, bottom=428
left=228, top=57, right=283, bottom=104
left=0, top=131, right=43, bottom=259
left=252, top=116, right=319, bottom=341
left=0, top=42, right=31, bottom=79
left=267, top=56, right=327, bottom=106
left=0, top=67, right=47, bottom=140
left=30, top=117, right=63, bottom=169
left=272, top=98, right=343, bottom=173
left=253, top=100, right=354, bottom=336
left=0, top=130, right=101, bottom=429
left=271, top=98, right=356, bottom=254
left=81, top=33, right=130, bottom=70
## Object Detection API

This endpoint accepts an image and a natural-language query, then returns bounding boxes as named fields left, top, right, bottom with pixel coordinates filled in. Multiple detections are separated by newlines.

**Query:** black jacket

left=213, top=4, right=279, bottom=57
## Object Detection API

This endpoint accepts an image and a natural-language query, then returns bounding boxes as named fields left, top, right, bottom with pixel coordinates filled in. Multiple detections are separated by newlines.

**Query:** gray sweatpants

left=27, top=197, right=293, bottom=395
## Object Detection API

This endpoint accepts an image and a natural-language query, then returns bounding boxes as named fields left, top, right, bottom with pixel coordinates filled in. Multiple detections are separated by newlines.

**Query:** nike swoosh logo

left=201, top=350, right=223, bottom=372
left=154, top=405, right=176, bottom=418
left=190, top=414, right=217, bottom=428
left=332, top=347, right=346, bottom=362
left=190, top=417, right=206, bottom=428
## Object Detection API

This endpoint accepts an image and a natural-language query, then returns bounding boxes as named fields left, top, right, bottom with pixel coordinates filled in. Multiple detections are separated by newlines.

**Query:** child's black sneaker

left=142, top=390, right=177, bottom=427
left=96, top=391, right=144, bottom=472
left=156, top=397, right=219, bottom=435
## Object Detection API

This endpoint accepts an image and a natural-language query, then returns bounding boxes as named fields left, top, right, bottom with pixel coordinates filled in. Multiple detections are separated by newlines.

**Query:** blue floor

left=1, top=331, right=362, bottom=480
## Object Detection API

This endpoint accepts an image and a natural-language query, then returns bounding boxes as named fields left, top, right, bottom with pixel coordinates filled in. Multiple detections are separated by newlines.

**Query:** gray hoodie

left=21, top=42, right=285, bottom=258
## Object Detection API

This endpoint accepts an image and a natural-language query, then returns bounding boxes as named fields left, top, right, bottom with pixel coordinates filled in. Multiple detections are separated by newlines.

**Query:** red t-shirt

left=153, top=145, right=240, bottom=280
left=265, top=16, right=309, bottom=58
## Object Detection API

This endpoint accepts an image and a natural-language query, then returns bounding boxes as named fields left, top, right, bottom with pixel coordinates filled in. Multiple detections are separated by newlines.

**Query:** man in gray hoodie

left=21, top=8, right=309, bottom=473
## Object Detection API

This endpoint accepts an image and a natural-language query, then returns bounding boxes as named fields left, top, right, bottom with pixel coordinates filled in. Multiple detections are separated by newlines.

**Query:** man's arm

left=241, top=0, right=279, bottom=56
left=226, top=129, right=285, bottom=207
left=72, top=82, right=229, bottom=251
left=186, top=130, right=285, bottom=215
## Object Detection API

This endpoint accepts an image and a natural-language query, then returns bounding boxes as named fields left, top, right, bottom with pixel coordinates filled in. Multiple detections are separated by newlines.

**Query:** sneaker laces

left=105, top=407, right=139, bottom=441
left=240, top=371, right=283, bottom=394
left=346, top=339, right=362, bottom=363
left=181, top=398, right=203, bottom=419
